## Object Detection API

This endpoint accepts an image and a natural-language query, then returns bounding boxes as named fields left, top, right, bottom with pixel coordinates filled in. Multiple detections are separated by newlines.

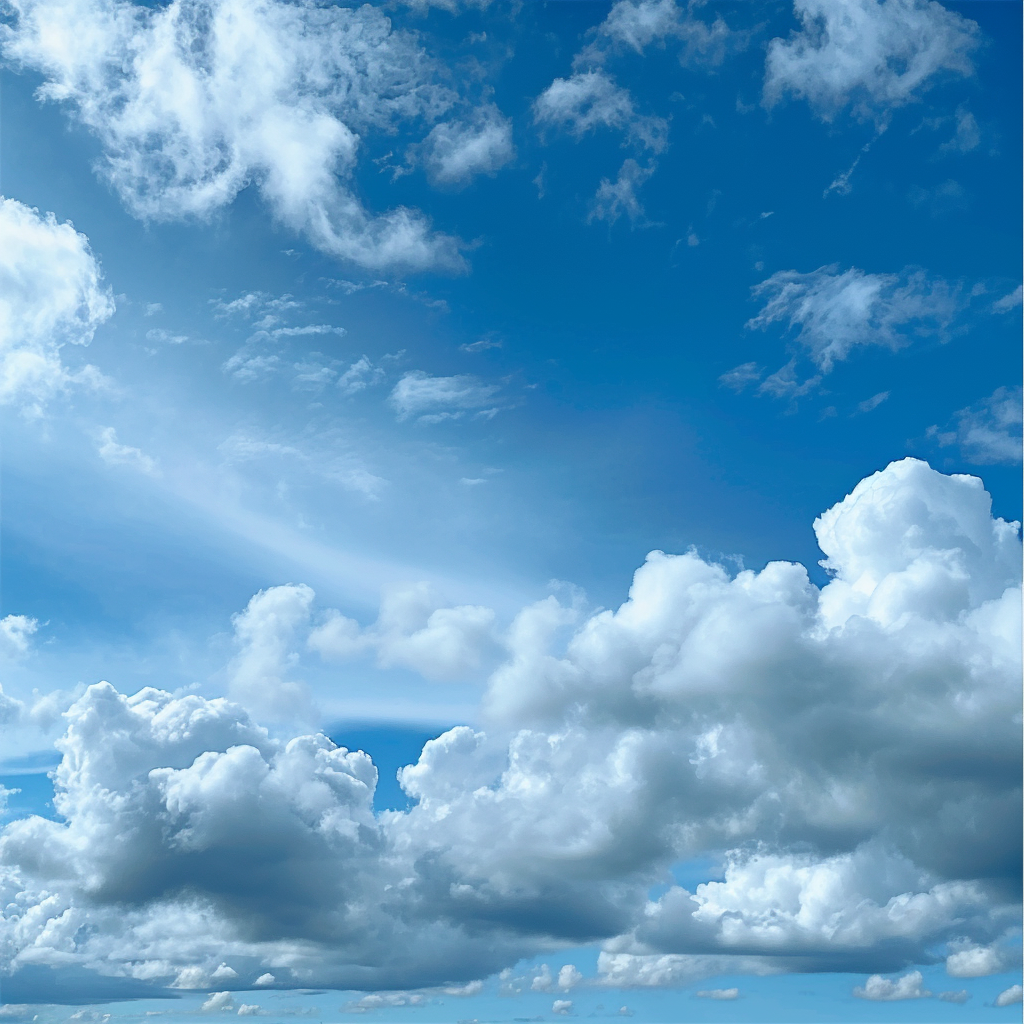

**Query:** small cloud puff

left=853, top=971, right=929, bottom=1001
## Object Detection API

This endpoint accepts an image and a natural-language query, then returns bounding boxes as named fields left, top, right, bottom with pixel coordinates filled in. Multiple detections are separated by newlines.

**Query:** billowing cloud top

left=1, top=459, right=1019, bottom=998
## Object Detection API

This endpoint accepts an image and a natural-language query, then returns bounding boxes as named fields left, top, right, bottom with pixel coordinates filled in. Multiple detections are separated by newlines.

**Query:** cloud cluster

left=2, top=0, right=467, bottom=271
left=0, top=460, right=1019, bottom=1000
left=0, top=197, right=114, bottom=413
left=764, top=0, right=980, bottom=121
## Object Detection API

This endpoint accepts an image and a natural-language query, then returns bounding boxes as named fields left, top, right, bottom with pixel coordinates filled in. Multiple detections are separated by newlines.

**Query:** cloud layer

left=0, top=459, right=1019, bottom=1000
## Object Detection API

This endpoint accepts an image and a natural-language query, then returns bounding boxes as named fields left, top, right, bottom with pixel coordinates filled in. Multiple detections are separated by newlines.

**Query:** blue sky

left=0, top=0, right=1021, bottom=1021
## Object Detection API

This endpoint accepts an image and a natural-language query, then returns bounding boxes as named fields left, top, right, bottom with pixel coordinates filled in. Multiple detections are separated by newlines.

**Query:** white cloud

left=551, top=999, right=573, bottom=1015
left=388, top=371, right=500, bottom=422
left=342, top=993, right=425, bottom=1013
left=3, top=0, right=464, bottom=272
left=593, top=0, right=737, bottom=66
left=596, top=954, right=772, bottom=988
left=534, top=70, right=667, bottom=153
left=945, top=943, right=1012, bottom=978
left=748, top=264, right=958, bottom=373
left=696, top=988, right=738, bottom=1000
left=853, top=970, right=929, bottom=1001
left=764, top=0, right=980, bottom=121
left=414, top=105, right=515, bottom=189
left=228, top=583, right=315, bottom=720
left=939, top=104, right=980, bottom=154
left=0, top=196, right=114, bottom=413
left=995, top=984, right=1023, bottom=1007
left=718, top=362, right=762, bottom=392
left=856, top=390, right=889, bottom=413
left=0, top=460, right=1019, bottom=1000
left=309, top=583, right=496, bottom=682
left=992, top=284, right=1022, bottom=312
left=589, top=159, right=656, bottom=226
left=938, top=989, right=969, bottom=1003
left=200, top=992, right=235, bottom=1013
left=337, top=357, right=385, bottom=396
left=443, top=979, right=483, bottom=997
left=929, top=386, right=1023, bottom=466
left=253, top=974, right=275, bottom=987
left=145, top=327, right=188, bottom=345
left=558, top=965, right=583, bottom=991
left=236, top=1004, right=261, bottom=1015
left=97, top=427, right=158, bottom=475
left=0, top=615, right=39, bottom=659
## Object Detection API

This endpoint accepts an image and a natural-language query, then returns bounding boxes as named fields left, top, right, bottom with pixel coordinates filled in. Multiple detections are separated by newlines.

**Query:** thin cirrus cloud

left=0, top=196, right=114, bottom=413
left=0, top=459, right=1019, bottom=1000
left=928, top=385, right=1023, bottom=466
left=763, top=0, right=981, bottom=121
left=721, top=264, right=960, bottom=400
left=1, top=0, right=473, bottom=272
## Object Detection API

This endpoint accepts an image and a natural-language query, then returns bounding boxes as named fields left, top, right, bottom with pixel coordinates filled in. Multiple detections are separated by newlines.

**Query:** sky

left=0, top=0, right=1021, bottom=1021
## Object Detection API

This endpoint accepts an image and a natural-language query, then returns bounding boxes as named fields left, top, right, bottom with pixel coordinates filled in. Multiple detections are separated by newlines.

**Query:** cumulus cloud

left=747, top=264, right=959, bottom=374
left=534, top=70, right=668, bottom=153
left=0, top=197, right=114, bottom=413
left=228, top=584, right=315, bottom=720
left=551, top=998, right=573, bottom=1015
left=413, top=105, right=515, bottom=189
left=945, top=943, right=1012, bottom=978
left=3, top=0, right=464, bottom=272
left=0, top=460, right=1019, bottom=1001
left=310, top=583, right=496, bottom=682
left=764, top=0, right=980, bottom=121
left=929, top=387, right=1023, bottom=466
left=0, top=615, right=39, bottom=659
left=995, top=984, right=1023, bottom=1007
left=388, top=371, right=499, bottom=423
left=853, top=970, right=929, bottom=1001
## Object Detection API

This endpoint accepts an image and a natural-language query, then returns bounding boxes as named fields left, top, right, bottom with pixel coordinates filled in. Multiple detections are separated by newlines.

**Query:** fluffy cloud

left=995, top=984, right=1023, bottom=1007
left=929, top=386, right=1022, bottom=466
left=0, top=197, right=114, bottom=413
left=853, top=970, right=929, bottom=1000
left=945, top=943, right=1012, bottom=978
left=747, top=264, right=959, bottom=375
left=228, top=584, right=315, bottom=720
left=413, top=105, right=515, bottom=189
left=0, top=615, right=39, bottom=659
left=0, top=460, right=1019, bottom=1000
left=388, top=371, right=499, bottom=422
left=764, top=0, right=980, bottom=121
left=310, top=583, right=496, bottom=682
left=534, top=70, right=667, bottom=153
left=2, top=0, right=464, bottom=272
